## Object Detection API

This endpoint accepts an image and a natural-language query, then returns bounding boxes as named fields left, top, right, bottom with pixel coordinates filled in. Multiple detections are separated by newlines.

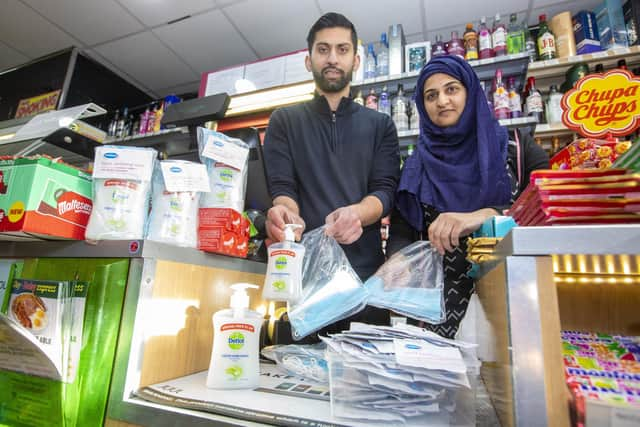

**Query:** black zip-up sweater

left=264, top=94, right=400, bottom=279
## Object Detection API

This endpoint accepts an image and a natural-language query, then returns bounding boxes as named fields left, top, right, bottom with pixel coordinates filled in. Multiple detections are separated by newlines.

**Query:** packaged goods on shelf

left=0, top=156, right=92, bottom=240
left=550, top=138, right=631, bottom=170
left=85, top=146, right=156, bottom=241
left=573, top=10, right=602, bottom=54
left=197, top=208, right=250, bottom=258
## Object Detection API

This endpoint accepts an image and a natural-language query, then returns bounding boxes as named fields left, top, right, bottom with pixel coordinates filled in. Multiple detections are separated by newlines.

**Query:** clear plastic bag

left=261, top=343, right=328, bottom=383
left=364, top=241, right=445, bottom=324
left=145, top=161, right=200, bottom=248
left=287, top=227, right=367, bottom=340
left=197, top=127, right=248, bottom=213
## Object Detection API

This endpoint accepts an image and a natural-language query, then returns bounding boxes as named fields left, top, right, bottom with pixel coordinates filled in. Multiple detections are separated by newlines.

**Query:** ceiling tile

left=423, top=0, right=529, bottom=32
left=154, top=9, right=257, bottom=75
left=0, top=0, right=79, bottom=57
left=0, top=41, right=29, bottom=72
left=318, top=0, right=423, bottom=45
left=156, top=80, right=200, bottom=97
left=94, top=31, right=198, bottom=92
left=22, top=0, right=143, bottom=46
left=223, top=0, right=320, bottom=58
left=83, top=48, right=153, bottom=94
left=528, top=0, right=602, bottom=26
left=119, top=0, right=217, bottom=27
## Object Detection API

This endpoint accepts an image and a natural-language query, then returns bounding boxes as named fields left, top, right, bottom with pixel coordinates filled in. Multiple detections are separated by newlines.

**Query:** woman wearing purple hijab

left=388, top=55, right=548, bottom=338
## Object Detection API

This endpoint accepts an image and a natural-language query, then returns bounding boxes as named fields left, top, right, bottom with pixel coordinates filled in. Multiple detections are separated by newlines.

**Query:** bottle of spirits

left=493, top=69, right=510, bottom=120
left=507, top=77, right=522, bottom=119
left=492, top=13, right=507, bottom=57
left=353, top=90, right=364, bottom=106
left=108, top=110, right=120, bottom=137
left=116, top=107, right=128, bottom=139
left=478, top=17, right=493, bottom=59
left=507, top=13, right=524, bottom=55
left=463, top=23, right=479, bottom=61
left=432, top=34, right=447, bottom=57
left=378, top=86, right=391, bottom=116
left=545, top=85, right=563, bottom=124
left=365, top=88, right=378, bottom=111
left=525, top=77, right=544, bottom=123
left=594, top=63, right=605, bottom=73
left=376, top=33, right=389, bottom=77
left=447, top=31, right=465, bottom=59
left=408, top=98, right=419, bottom=130
left=524, top=24, right=538, bottom=62
left=537, top=14, right=557, bottom=60
left=392, top=84, right=408, bottom=131
left=365, top=44, right=377, bottom=79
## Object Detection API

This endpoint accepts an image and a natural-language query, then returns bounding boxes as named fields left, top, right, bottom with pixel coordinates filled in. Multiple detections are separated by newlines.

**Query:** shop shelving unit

left=474, top=225, right=640, bottom=427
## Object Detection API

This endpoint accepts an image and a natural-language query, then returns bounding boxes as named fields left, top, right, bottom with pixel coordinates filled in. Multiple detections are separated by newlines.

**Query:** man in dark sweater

left=263, top=12, right=400, bottom=282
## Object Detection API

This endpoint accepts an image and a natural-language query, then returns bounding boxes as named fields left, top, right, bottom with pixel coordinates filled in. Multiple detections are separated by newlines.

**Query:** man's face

left=306, top=27, right=359, bottom=94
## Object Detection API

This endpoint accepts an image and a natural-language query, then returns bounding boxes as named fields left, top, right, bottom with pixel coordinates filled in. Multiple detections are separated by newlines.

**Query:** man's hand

left=266, top=204, right=305, bottom=242
left=427, top=208, right=498, bottom=255
left=325, top=206, right=363, bottom=245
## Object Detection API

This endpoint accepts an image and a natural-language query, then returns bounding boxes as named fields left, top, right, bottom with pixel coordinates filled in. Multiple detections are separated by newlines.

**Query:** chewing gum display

left=0, top=157, right=92, bottom=240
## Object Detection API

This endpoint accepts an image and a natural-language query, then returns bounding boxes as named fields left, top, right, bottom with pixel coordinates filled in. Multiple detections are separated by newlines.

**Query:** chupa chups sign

left=561, top=69, right=640, bottom=138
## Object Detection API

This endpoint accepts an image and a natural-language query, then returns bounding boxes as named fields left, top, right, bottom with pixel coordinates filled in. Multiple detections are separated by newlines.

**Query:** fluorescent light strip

left=226, top=82, right=315, bottom=116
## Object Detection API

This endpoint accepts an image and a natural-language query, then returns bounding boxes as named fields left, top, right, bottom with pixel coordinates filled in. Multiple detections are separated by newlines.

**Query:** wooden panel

left=557, top=282, right=640, bottom=335
left=536, top=257, right=570, bottom=427
left=139, top=260, right=265, bottom=387
left=476, top=262, right=515, bottom=427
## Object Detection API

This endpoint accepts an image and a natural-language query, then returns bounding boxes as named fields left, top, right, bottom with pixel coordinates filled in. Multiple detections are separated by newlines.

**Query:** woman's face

left=422, top=73, right=467, bottom=127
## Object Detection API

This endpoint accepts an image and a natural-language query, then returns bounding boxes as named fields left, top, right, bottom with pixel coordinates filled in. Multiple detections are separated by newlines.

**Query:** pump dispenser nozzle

left=230, top=283, right=259, bottom=314
left=283, top=224, right=302, bottom=242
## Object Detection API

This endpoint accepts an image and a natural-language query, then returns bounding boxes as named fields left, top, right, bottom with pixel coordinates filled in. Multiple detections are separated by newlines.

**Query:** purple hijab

left=396, top=55, right=511, bottom=231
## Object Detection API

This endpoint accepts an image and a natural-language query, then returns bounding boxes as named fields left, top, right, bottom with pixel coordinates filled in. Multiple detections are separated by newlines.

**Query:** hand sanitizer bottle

left=262, top=224, right=304, bottom=302
left=206, top=283, right=263, bottom=389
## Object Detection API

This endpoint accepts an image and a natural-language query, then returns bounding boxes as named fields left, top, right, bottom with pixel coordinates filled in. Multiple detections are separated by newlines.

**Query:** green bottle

left=536, top=14, right=556, bottom=60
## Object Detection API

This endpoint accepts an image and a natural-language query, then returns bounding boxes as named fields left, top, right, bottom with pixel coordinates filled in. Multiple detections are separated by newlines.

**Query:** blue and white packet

left=364, top=241, right=445, bottom=324
left=287, top=227, right=367, bottom=340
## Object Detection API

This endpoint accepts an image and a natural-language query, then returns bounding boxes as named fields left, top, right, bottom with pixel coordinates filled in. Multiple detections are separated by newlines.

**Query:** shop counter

left=474, top=225, right=640, bottom=427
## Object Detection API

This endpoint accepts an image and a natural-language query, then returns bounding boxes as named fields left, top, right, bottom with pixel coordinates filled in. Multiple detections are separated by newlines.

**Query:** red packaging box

left=198, top=208, right=249, bottom=258
left=198, top=208, right=247, bottom=234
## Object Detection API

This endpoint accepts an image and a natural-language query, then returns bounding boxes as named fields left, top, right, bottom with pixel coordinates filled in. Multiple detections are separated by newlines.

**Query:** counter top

left=496, top=224, right=640, bottom=257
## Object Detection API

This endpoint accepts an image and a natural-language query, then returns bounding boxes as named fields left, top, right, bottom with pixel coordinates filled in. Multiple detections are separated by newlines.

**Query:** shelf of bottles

left=397, top=116, right=537, bottom=140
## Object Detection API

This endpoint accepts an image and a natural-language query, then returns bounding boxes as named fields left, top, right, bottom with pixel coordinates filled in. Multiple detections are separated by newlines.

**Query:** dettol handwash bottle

left=262, top=224, right=304, bottom=302
left=206, top=283, right=263, bottom=389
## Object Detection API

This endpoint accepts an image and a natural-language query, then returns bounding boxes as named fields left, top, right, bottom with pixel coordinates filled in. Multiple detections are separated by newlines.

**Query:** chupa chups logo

left=562, top=69, right=640, bottom=138
left=104, top=152, right=118, bottom=159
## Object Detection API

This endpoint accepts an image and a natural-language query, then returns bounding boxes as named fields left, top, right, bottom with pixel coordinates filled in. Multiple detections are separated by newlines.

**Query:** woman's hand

left=427, top=208, right=499, bottom=255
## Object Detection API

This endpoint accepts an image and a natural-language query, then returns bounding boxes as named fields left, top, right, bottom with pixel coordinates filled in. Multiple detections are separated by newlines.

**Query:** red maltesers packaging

left=198, top=208, right=249, bottom=258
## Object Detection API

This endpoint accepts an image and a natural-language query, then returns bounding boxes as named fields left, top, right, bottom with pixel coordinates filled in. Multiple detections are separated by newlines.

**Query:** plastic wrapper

left=197, top=127, right=248, bottom=213
left=261, top=343, right=328, bottom=383
left=364, top=241, right=445, bottom=324
left=145, top=162, right=200, bottom=248
left=287, top=227, right=367, bottom=340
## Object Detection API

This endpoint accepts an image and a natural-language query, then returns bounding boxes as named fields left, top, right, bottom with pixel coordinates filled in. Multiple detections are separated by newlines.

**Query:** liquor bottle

left=378, top=86, right=391, bottom=116
left=478, top=16, right=493, bottom=59
left=594, top=63, right=605, bottom=73
left=392, top=84, right=408, bottom=131
left=139, top=106, right=150, bottom=135
left=507, top=13, right=524, bottom=55
left=525, top=77, right=544, bottom=123
left=146, top=103, right=157, bottom=134
left=116, top=107, right=128, bottom=139
left=492, top=13, right=507, bottom=57
left=480, top=81, right=494, bottom=112
left=108, top=110, right=120, bottom=137
left=524, top=24, right=538, bottom=62
left=537, top=14, right=556, bottom=60
left=353, top=89, right=364, bottom=106
left=365, top=44, right=377, bottom=79
left=618, top=59, right=628, bottom=70
left=447, top=31, right=465, bottom=59
left=376, top=33, right=389, bottom=77
left=408, top=98, right=419, bottom=130
left=432, top=34, right=446, bottom=57
left=493, top=69, right=510, bottom=120
left=545, top=85, right=563, bottom=125
left=365, top=88, right=378, bottom=110
left=463, top=23, right=479, bottom=60
left=507, top=77, right=522, bottom=118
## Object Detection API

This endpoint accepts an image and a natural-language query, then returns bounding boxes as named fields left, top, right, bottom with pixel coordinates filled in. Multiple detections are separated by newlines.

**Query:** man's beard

left=312, top=66, right=353, bottom=93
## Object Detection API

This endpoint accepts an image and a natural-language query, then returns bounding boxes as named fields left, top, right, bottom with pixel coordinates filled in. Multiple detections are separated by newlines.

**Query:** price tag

left=546, top=59, right=560, bottom=66
left=568, top=55, right=582, bottom=63
left=591, top=51, right=609, bottom=59
left=93, top=146, right=155, bottom=181
left=611, top=47, right=629, bottom=56
left=202, top=134, right=249, bottom=171
left=160, top=162, right=210, bottom=193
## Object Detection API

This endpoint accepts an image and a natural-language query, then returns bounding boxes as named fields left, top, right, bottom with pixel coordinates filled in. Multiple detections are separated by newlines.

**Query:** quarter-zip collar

left=309, top=91, right=357, bottom=117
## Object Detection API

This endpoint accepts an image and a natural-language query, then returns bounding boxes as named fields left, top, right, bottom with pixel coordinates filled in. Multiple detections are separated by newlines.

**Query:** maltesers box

left=573, top=10, right=602, bottom=54
left=0, top=157, right=93, bottom=240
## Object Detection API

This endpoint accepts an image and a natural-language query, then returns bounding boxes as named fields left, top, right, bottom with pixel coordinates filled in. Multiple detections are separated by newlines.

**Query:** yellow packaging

left=550, top=11, right=577, bottom=58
